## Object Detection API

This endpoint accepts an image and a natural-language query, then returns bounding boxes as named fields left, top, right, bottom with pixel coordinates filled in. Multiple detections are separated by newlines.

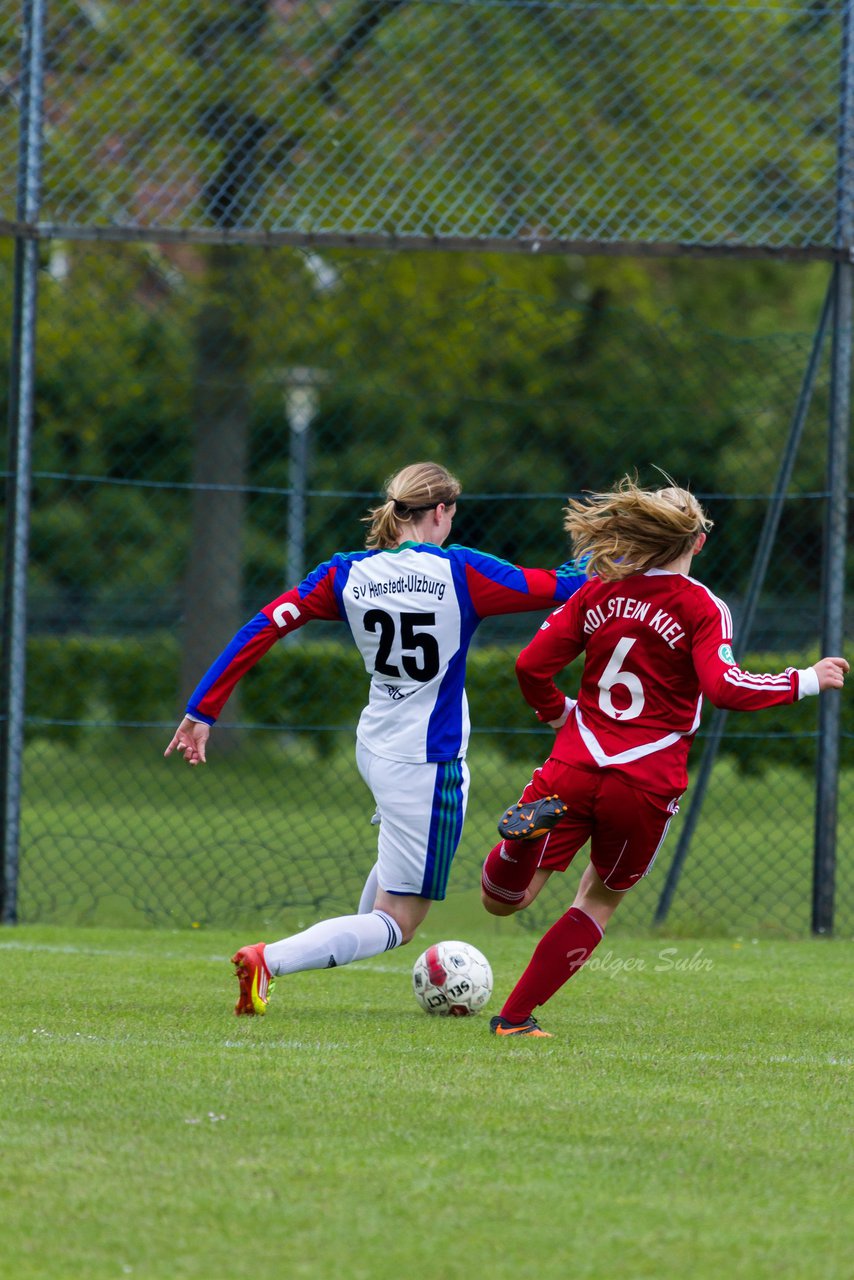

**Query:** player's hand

left=814, top=656, right=849, bottom=691
left=164, top=716, right=210, bottom=765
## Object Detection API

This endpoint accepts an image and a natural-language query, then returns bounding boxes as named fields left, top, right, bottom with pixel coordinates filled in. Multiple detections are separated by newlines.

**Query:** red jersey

left=516, top=568, right=807, bottom=794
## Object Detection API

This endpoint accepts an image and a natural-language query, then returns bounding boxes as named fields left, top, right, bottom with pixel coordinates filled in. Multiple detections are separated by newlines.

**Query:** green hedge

left=24, top=634, right=841, bottom=772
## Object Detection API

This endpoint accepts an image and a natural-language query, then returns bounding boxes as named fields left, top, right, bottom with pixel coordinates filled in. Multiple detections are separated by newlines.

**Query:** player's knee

left=380, top=912, right=417, bottom=945
left=481, top=846, right=531, bottom=915
left=480, top=887, right=519, bottom=916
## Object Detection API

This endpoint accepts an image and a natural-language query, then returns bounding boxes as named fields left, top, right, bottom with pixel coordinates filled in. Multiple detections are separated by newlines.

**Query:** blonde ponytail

left=364, top=462, right=461, bottom=549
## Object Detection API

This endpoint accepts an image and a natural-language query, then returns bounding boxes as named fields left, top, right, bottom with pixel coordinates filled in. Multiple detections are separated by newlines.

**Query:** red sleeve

left=515, top=599, right=586, bottom=723
left=188, top=566, right=342, bottom=722
left=460, top=550, right=586, bottom=618
left=690, top=598, right=798, bottom=710
left=260, top=570, right=340, bottom=634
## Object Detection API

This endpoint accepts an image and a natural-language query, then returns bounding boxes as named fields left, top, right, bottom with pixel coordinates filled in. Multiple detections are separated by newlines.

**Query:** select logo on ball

left=412, top=940, right=493, bottom=1016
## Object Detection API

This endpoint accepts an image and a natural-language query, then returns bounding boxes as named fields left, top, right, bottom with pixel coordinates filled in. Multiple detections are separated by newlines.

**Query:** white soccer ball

left=412, top=940, right=493, bottom=1017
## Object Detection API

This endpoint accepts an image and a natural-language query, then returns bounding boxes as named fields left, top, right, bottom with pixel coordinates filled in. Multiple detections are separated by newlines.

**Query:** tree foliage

left=4, top=237, right=832, bottom=636
left=0, top=1, right=840, bottom=639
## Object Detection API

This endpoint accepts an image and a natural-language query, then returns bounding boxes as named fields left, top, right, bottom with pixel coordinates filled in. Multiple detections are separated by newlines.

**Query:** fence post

left=653, top=280, right=834, bottom=927
left=0, top=0, right=46, bottom=926
left=813, top=263, right=852, bottom=935
left=813, top=0, right=854, bottom=936
left=285, top=368, right=326, bottom=590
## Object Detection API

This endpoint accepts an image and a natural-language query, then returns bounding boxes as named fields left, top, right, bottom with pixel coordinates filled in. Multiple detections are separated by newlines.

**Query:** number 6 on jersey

left=598, top=637, right=645, bottom=721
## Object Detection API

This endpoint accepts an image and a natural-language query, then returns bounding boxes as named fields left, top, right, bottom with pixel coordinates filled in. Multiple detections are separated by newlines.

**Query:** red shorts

left=515, top=758, right=681, bottom=892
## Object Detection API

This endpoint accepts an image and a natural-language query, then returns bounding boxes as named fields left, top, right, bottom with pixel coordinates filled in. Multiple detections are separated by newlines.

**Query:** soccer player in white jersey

left=164, top=461, right=586, bottom=1015
left=481, top=475, right=848, bottom=1037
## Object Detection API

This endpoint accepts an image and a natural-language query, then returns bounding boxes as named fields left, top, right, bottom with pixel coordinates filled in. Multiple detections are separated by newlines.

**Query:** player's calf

left=481, top=838, right=540, bottom=914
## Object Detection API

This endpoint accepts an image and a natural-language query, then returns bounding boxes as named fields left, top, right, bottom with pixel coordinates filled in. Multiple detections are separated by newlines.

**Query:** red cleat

left=231, top=942, right=274, bottom=1016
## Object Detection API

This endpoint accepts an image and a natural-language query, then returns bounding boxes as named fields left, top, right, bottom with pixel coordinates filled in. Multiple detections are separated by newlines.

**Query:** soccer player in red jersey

left=481, top=475, right=849, bottom=1037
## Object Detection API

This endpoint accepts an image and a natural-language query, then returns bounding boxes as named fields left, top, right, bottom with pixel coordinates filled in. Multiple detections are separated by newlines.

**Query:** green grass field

left=14, top=735, right=854, bottom=937
left=1, top=923, right=852, bottom=1280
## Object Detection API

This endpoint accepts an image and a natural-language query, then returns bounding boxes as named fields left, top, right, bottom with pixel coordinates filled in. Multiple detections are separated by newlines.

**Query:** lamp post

left=284, top=368, right=326, bottom=588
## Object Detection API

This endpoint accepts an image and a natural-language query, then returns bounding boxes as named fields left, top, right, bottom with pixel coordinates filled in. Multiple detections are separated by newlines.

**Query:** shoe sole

left=499, top=794, right=568, bottom=840
left=491, top=1023, right=553, bottom=1038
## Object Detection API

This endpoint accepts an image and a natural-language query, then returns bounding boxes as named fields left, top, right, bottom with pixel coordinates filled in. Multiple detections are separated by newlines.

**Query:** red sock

left=481, top=838, right=545, bottom=906
left=501, top=906, right=604, bottom=1023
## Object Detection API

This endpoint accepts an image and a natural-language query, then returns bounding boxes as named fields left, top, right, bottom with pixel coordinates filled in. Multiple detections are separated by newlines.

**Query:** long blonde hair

left=363, top=462, right=461, bottom=549
left=564, top=474, right=713, bottom=580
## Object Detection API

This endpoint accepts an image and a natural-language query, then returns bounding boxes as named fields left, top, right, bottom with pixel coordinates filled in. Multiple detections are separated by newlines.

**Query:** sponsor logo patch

left=718, top=643, right=735, bottom=666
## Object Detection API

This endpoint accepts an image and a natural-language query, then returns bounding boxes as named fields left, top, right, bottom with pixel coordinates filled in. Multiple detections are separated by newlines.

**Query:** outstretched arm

left=164, top=561, right=342, bottom=764
left=693, top=604, right=848, bottom=708
left=460, top=548, right=587, bottom=618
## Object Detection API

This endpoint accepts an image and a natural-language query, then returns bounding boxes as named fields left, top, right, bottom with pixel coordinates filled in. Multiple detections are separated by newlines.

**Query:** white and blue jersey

left=188, top=541, right=585, bottom=765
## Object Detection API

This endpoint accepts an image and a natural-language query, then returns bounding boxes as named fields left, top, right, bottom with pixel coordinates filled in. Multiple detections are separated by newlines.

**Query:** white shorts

left=356, top=741, right=470, bottom=900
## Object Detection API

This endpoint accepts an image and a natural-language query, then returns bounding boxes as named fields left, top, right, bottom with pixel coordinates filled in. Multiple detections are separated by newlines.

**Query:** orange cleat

left=231, top=942, right=274, bottom=1015
left=490, top=1014, right=553, bottom=1038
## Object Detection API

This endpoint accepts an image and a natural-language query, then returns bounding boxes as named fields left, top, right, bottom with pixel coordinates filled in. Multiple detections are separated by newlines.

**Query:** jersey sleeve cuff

left=545, top=696, right=576, bottom=728
left=186, top=708, right=216, bottom=726
left=796, top=667, right=820, bottom=700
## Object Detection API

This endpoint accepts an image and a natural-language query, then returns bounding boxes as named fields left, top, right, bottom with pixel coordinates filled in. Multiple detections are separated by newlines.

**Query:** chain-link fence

left=3, top=241, right=851, bottom=936
left=0, top=0, right=849, bottom=253
left=2, top=3, right=852, bottom=938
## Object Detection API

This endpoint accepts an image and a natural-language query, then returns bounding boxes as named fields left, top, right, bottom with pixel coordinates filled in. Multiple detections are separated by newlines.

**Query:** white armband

left=796, top=667, right=820, bottom=700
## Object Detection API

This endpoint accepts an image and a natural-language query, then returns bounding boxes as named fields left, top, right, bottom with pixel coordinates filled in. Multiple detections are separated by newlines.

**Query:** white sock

left=264, top=910, right=402, bottom=976
left=357, top=863, right=379, bottom=913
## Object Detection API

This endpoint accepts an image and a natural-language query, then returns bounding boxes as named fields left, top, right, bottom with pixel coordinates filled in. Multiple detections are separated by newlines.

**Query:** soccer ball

left=412, top=940, right=493, bottom=1017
